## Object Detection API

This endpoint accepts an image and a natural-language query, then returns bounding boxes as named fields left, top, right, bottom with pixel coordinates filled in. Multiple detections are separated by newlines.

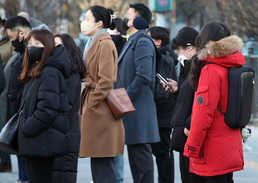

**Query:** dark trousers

left=26, top=157, right=55, bottom=183
left=179, top=152, right=191, bottom=183
left=91, top=157, right=117, bottom=183
left=151, top=128, right=174, bottom=183
left=53, top=153, right=78, bottom=183
left=0, top=151, right=11, bottom=165
left=191, top=172, right=234, bottom=183
left=127, top=143, right=154, bottom=183
left=18, top=157, right=29, bottom=182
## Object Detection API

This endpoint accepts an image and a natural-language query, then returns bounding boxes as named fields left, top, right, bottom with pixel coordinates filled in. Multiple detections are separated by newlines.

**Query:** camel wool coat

left=79, top=32, right=125, bottom=158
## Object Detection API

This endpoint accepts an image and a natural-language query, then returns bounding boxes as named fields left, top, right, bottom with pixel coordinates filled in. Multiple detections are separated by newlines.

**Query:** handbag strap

left=17, top=79, right=34, bottom=113
left=87, top=70, right=124, bottom=88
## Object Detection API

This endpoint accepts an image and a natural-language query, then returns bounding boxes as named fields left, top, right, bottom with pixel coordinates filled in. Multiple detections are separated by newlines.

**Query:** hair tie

left=219, top=24, right=224, bottom=31
left=110, top=14, right=116, bottom=24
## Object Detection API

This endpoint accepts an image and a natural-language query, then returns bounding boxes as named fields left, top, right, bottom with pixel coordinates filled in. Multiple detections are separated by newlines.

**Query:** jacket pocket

left=192, top=146, right=206, bottom=164
left=194, top=86, right=209, bottom=108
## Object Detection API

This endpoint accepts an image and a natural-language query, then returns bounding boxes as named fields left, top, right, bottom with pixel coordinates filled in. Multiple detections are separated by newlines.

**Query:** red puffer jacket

left=184, top=35, right=245, bottom=177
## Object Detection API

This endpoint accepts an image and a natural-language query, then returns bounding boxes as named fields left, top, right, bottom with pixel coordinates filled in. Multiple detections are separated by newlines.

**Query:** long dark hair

left=19, top=29, right=55, bottom=82
left=190, top=21, right=231, bottom=90
left=55, top=34, right=87, bottom=80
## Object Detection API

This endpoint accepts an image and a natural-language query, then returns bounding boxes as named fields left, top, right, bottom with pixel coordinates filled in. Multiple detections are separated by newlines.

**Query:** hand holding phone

left=156, top=73, right=172, bottom=89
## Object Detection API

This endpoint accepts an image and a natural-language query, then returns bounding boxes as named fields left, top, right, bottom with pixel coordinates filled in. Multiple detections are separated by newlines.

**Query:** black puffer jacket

left=18, top=45, right=71, bottom=158
left=53, top=72, right=81, bottom=183
left=171, top=58, right=195, bottom=152
left=65, top=73, right=81, bottom=153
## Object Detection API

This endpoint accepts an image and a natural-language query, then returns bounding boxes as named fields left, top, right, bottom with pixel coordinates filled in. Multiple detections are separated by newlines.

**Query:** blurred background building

left=1, top=0, right=258, bottom=122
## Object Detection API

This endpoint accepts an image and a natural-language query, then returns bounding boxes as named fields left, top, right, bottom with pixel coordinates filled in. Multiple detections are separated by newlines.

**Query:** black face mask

left=122, top=18, right=130, bottom=32
left=28, top=46, right=44, bottom=63
left=11, top=32, right=26, bottom=53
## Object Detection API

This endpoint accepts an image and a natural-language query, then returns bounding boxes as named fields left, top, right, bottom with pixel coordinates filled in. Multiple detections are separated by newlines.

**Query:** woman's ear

left=97, top=21, right=103, bottom=27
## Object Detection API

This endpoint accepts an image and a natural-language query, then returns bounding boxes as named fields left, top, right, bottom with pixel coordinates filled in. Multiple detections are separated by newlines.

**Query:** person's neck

left=90, top=28, right=102, bottom=39
left=127, top=27, right=138, bottom=36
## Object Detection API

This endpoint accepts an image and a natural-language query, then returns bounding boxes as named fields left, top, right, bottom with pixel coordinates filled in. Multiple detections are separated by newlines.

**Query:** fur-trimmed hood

left=198, top=35, right=245, bottom=67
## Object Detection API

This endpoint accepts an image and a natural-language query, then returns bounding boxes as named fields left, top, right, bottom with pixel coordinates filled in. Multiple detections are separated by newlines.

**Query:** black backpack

left=205, top=63, right=255, bottom=129
left=132, top=33, right=177, bottom=101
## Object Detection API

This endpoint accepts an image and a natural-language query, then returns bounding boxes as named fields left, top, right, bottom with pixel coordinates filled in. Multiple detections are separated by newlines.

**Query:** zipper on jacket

left=202, top=144, right=205, bottom=163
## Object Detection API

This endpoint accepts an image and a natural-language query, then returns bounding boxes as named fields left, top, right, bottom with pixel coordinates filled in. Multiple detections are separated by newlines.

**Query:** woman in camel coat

left=79, top=5, right=125, bottom=183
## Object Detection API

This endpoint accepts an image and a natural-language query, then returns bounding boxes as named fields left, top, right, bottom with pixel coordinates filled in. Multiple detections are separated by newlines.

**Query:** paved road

left=1, top=126, right=258, bottom=183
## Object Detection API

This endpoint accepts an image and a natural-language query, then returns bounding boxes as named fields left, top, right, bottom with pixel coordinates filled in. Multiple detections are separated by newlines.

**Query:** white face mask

left=80, top=21, right=98, bottom=36
left=177, top=55, right=188, bottom=67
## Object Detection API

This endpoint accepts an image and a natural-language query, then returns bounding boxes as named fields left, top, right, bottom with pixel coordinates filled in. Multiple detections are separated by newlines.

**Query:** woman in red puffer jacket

left=184, top=22, right=244, bottom=183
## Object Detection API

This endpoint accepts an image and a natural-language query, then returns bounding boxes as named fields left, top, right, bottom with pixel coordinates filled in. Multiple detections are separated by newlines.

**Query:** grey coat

left=114, top=30, right=160, bottom=145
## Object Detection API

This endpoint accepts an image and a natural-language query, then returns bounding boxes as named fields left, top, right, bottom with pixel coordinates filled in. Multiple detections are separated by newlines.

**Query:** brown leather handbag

left=88, top=71, right=135, bottom=119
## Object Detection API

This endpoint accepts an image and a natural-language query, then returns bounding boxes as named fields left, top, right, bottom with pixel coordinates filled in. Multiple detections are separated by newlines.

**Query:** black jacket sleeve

left=185, top=114, right=191, bottom=130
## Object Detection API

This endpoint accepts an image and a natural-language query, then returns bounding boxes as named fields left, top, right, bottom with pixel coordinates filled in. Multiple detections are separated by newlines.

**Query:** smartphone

left=156, top=73, right=172, bottom=89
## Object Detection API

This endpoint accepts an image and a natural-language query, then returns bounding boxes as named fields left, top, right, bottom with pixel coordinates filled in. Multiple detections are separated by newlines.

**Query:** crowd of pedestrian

left=0, top=2, right=246, bottom=183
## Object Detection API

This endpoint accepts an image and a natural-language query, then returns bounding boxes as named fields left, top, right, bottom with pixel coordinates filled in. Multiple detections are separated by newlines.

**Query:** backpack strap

left=202, top=62, right=213, bottom=68
left=131, top=33, right=158, bottom=94
left=132, top=33, right=150, bottom=51
left=132, top=33, right=159, bottom=56
left=202, top=62, right=227, bottom=116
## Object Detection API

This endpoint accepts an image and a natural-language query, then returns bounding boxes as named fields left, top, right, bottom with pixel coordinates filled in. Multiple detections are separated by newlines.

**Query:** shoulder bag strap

left=18, top=79, right=35, bottom=113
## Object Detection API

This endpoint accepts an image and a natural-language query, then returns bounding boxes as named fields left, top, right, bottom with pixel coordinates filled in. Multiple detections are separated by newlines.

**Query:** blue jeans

left=18, top=157, right=29, bottom=182
left=114, top=155, right=124, bottom=183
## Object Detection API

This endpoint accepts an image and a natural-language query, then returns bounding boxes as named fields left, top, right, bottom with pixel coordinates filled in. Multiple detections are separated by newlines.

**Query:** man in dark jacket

left=0, top=16, right=31, bottom=179
left=4, top=16, right=31, bottom=124
left=148, top=26, right=177, bottom=183
left=114, top=4, right=160, bottom=183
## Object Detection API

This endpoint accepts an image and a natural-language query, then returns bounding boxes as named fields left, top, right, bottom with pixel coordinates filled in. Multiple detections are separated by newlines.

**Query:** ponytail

left=107, top=9, right=116, bottom=30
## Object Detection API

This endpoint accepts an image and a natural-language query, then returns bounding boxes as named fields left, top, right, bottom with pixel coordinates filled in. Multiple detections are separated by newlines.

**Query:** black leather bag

left=0, top=85, right=30, bottom=154
left=0, top=111, right=22, bottom=154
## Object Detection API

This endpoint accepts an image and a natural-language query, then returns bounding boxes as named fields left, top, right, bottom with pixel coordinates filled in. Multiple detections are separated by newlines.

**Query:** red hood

left=198, top=35, right=245, bottom=68
left=205, top=51, right=245, bottom=68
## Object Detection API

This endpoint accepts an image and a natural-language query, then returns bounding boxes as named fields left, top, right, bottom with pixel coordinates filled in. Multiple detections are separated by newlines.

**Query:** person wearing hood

left=53, top=33, right=87, bottom=183
left=18, top=29, right=71, bottom=183
left=0, top=17, right=14, bottom=66
left=164, top=27, right=198, bottom=183
left=0, top=16, right=31, bottom=181
left=184, top=22, right=244, bottom=182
